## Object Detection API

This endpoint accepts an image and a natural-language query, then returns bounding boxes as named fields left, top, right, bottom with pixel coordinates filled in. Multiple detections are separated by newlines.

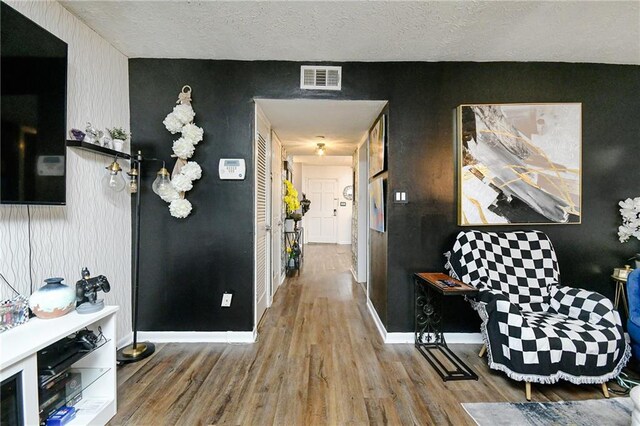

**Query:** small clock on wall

left=343, top=185, right=353, bottom=200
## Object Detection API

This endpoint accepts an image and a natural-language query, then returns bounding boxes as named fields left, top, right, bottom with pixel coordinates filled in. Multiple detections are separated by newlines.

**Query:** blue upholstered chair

left=627, top=269, right=640, bottom=360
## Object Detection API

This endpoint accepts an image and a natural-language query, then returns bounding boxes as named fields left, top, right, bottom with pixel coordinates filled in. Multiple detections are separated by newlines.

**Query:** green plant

left=107, top=127, right=130, bottom=140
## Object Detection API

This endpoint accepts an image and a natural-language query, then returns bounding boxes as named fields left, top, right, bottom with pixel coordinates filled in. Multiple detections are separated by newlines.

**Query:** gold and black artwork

left=457, top=103, right=582, bottom=226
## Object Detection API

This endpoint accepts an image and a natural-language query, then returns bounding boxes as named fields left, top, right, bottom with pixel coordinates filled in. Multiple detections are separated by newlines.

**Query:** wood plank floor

left=110, top=244, right=613, bottom=425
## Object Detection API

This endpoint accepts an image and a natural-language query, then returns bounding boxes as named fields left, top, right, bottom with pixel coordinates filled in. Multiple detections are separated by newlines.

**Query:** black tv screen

left=1, top=2, right=68, bottom=205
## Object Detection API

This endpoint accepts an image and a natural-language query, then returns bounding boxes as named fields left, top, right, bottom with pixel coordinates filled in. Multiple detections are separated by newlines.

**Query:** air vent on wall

left=300, top=66, right=342, bottom=91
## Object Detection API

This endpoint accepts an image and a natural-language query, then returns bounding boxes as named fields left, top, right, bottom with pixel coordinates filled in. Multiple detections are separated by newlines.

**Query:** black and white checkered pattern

left=447, top=230, right=629, bottom=384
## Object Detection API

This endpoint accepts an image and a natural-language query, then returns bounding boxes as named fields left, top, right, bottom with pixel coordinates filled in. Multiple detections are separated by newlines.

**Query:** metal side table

left=414, top=272, right=479, bottom=381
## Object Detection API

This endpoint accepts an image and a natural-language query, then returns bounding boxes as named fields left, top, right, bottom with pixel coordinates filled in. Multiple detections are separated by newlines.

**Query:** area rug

left=462, top=397, right=632, bottom=426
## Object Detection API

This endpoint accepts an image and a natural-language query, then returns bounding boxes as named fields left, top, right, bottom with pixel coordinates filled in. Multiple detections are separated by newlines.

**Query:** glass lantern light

left=102, top=158, right=126, bottom=192
left=127, top=163, right=139, bottom=194
left=151, top=163, right=171, bottom=196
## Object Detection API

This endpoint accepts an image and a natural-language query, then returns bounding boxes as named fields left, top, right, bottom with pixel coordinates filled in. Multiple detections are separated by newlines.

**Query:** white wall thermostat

left=218, top=158, right=246, bottom=180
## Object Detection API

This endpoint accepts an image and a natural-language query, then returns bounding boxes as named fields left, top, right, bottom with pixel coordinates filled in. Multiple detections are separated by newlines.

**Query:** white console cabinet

left=0, top=306, right=118, bottom=425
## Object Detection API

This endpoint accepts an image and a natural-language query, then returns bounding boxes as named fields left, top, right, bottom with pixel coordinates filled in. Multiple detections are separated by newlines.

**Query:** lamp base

left=116, top=342, right=155, bottom=363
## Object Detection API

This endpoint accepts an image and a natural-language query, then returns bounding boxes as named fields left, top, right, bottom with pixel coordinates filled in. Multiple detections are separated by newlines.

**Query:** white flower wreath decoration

left=161, top=85, right=204, bottom=218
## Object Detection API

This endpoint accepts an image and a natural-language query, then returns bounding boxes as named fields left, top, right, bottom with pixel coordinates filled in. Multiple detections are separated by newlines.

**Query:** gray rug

left=462, top=397, right=633, bottom=426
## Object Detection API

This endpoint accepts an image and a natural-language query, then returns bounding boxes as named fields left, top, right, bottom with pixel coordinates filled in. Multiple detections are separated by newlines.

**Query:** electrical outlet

left=221, top=293, right=232, bottom=307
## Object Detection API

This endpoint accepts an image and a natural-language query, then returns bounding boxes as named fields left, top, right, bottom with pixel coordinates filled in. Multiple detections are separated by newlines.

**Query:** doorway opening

left=253, top=99, right=387, bottom=330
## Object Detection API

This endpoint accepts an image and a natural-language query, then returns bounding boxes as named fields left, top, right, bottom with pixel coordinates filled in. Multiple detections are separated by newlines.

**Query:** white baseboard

left=117, top=332, right=133, bottom=350
left=365, top=300, right=482, bottom=345
left=350, top=267, right=365, bottom=284
left=338, top=241, right=351, bottom=245
left=366, top=298, right=387, bottom=342
left=137, top=330, right=257, bottom=344
left=384, top=332, right=483, bottom=344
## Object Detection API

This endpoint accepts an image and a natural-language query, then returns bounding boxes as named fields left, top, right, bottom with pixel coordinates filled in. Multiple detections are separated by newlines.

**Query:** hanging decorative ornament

left=160, top=85, right=204, bottom=218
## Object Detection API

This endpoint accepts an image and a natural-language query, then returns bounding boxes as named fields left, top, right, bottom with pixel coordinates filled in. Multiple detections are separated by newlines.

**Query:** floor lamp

left=116, top=151, right=156, bottom=363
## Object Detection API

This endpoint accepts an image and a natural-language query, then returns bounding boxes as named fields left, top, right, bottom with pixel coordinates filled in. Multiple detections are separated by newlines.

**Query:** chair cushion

left=550, top=286, right=616, bottom=327
left=517, top=310, right=623, bottom=368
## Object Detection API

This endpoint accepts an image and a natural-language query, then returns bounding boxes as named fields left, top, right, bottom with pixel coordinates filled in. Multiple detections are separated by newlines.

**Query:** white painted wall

left=0, top=1, right=131, bottom=343
left=291, top=161, right=303, bottom=189
left=301, top=165, right=353, bottom=245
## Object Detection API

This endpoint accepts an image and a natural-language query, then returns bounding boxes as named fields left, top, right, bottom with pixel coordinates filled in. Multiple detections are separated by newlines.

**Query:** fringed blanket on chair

left=446, top=230, right=629, bottom=384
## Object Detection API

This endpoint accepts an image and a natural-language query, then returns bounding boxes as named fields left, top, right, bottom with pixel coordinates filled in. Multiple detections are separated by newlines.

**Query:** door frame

left=270, top=130, right=284, bottom=302
left=254, top=104, right=272, bottom=329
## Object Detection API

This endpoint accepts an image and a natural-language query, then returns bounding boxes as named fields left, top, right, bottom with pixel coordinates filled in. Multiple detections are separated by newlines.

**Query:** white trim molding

left=137, top=330, right=257, bottom=344
left=384, top=332, right=483, bottom=344
left=350, top=267, right=365, bottom=284
left=366, top=298, right=482, bottom=344
left=366, top=298, right=387, bottom=342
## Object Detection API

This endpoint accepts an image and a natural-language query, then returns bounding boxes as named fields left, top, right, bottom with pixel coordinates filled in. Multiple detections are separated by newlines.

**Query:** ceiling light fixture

left=316, top=143, right=326, bottom=156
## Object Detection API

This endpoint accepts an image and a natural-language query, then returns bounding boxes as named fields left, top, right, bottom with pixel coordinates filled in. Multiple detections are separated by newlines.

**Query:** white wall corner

left=117, top=332, right=133, bottom=350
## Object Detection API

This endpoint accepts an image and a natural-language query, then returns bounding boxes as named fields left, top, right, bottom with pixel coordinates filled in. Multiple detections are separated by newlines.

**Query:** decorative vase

left=636, top=254, right=640, bottom=270
left=284, top=218, right=295, bottom=232
left=29, top=278, right=76, bottom=319
left=112, top=139, right=124, bottom=151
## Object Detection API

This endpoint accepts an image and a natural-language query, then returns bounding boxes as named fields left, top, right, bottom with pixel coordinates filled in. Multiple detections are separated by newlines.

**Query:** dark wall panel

left=384, top=62, right=640, bottom=332
left=129, top=60, right=639, bottom=333
left=129, top=60, right=391, bottom=331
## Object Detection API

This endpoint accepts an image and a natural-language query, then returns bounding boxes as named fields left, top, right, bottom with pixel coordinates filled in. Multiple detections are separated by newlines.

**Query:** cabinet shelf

left=39, top=368, right=111, bottom=422
left=39, top=337, right=110, bottom=387
left=66, top=140, right=131, bottom=160
left=0, top=307, right=118, bottom=426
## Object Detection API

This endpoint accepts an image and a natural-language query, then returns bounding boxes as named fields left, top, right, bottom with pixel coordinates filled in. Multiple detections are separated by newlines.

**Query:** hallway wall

left=129, top=60, right=639, bottom=333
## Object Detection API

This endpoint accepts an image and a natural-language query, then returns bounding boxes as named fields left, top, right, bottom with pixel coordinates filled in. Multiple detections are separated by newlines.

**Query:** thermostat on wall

left=218, top=158, right=246, bottom=180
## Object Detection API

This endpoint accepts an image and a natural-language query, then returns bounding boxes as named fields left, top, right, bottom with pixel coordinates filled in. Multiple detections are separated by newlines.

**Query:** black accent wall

left=129, top=60, right=639, bottom=333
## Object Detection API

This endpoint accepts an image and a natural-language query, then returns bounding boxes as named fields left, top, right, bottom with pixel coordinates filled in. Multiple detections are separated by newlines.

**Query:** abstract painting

left=457, top=103, right=581, bottom=226
left=369, top=178, right=385, bottom=232
left=369, top=115, right=385, bottom=177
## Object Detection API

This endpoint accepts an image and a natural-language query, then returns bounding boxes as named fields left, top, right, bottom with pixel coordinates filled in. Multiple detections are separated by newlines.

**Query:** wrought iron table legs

left=414, top=278, right=478, bottom=381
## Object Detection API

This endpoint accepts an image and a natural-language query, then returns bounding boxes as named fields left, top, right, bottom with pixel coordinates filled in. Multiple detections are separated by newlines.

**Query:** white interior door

left=271, top=131, right=283, bottom=299
left=255, top=106, right=271, bottom=327
left=306, top=178, right=337, bottom=243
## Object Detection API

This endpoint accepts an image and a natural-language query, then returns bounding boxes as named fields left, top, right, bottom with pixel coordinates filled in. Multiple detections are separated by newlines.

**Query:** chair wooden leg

left=525, top=382, right=532, bottom=401
left=478, top=344, right=487, bottom=358
left=602, top=382, right=610, bottom=398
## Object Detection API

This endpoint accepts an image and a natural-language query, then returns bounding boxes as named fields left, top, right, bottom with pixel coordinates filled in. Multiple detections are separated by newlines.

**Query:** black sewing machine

left=75, top=267, right=111, bottom=314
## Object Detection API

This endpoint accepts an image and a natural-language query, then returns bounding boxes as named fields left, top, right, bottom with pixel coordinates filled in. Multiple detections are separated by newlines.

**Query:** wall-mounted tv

left=1, top=2, right=68, bottom=205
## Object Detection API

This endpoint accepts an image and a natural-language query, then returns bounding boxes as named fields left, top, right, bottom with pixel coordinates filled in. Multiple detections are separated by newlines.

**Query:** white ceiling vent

left=300, top=66, right=342, bottom=91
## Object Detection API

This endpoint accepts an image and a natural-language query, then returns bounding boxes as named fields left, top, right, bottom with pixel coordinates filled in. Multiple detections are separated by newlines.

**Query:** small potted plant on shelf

left=107, top=127, right=130, bottom=151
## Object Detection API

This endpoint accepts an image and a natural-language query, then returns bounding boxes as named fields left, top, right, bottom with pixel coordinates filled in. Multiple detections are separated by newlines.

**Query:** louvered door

left=255, top=107, right=271, bottom=327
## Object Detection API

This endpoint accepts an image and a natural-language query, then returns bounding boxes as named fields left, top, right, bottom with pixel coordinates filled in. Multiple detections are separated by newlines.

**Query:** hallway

left=110, top=244, right=606, bottom=425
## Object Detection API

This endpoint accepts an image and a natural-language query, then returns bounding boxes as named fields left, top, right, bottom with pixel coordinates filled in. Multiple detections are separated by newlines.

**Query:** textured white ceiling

left=60, top=1, right=640, bottom=64
left=256, top=99, right=386, bottom=156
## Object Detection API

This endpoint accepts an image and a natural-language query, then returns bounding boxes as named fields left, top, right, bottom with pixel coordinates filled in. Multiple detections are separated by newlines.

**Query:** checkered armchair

left=446, top=230, right=629, bottom=390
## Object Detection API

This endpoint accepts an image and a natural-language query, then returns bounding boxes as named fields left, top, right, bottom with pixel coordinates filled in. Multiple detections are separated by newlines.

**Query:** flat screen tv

left=1, top=2, right=68, bottom=205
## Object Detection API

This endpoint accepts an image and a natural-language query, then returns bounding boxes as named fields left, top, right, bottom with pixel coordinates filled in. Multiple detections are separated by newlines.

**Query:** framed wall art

left=457, top=103, right=582, bottom=226
left=369, top=115, right=385, bottom=177
left=369, top=177, right=385, bottom=232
